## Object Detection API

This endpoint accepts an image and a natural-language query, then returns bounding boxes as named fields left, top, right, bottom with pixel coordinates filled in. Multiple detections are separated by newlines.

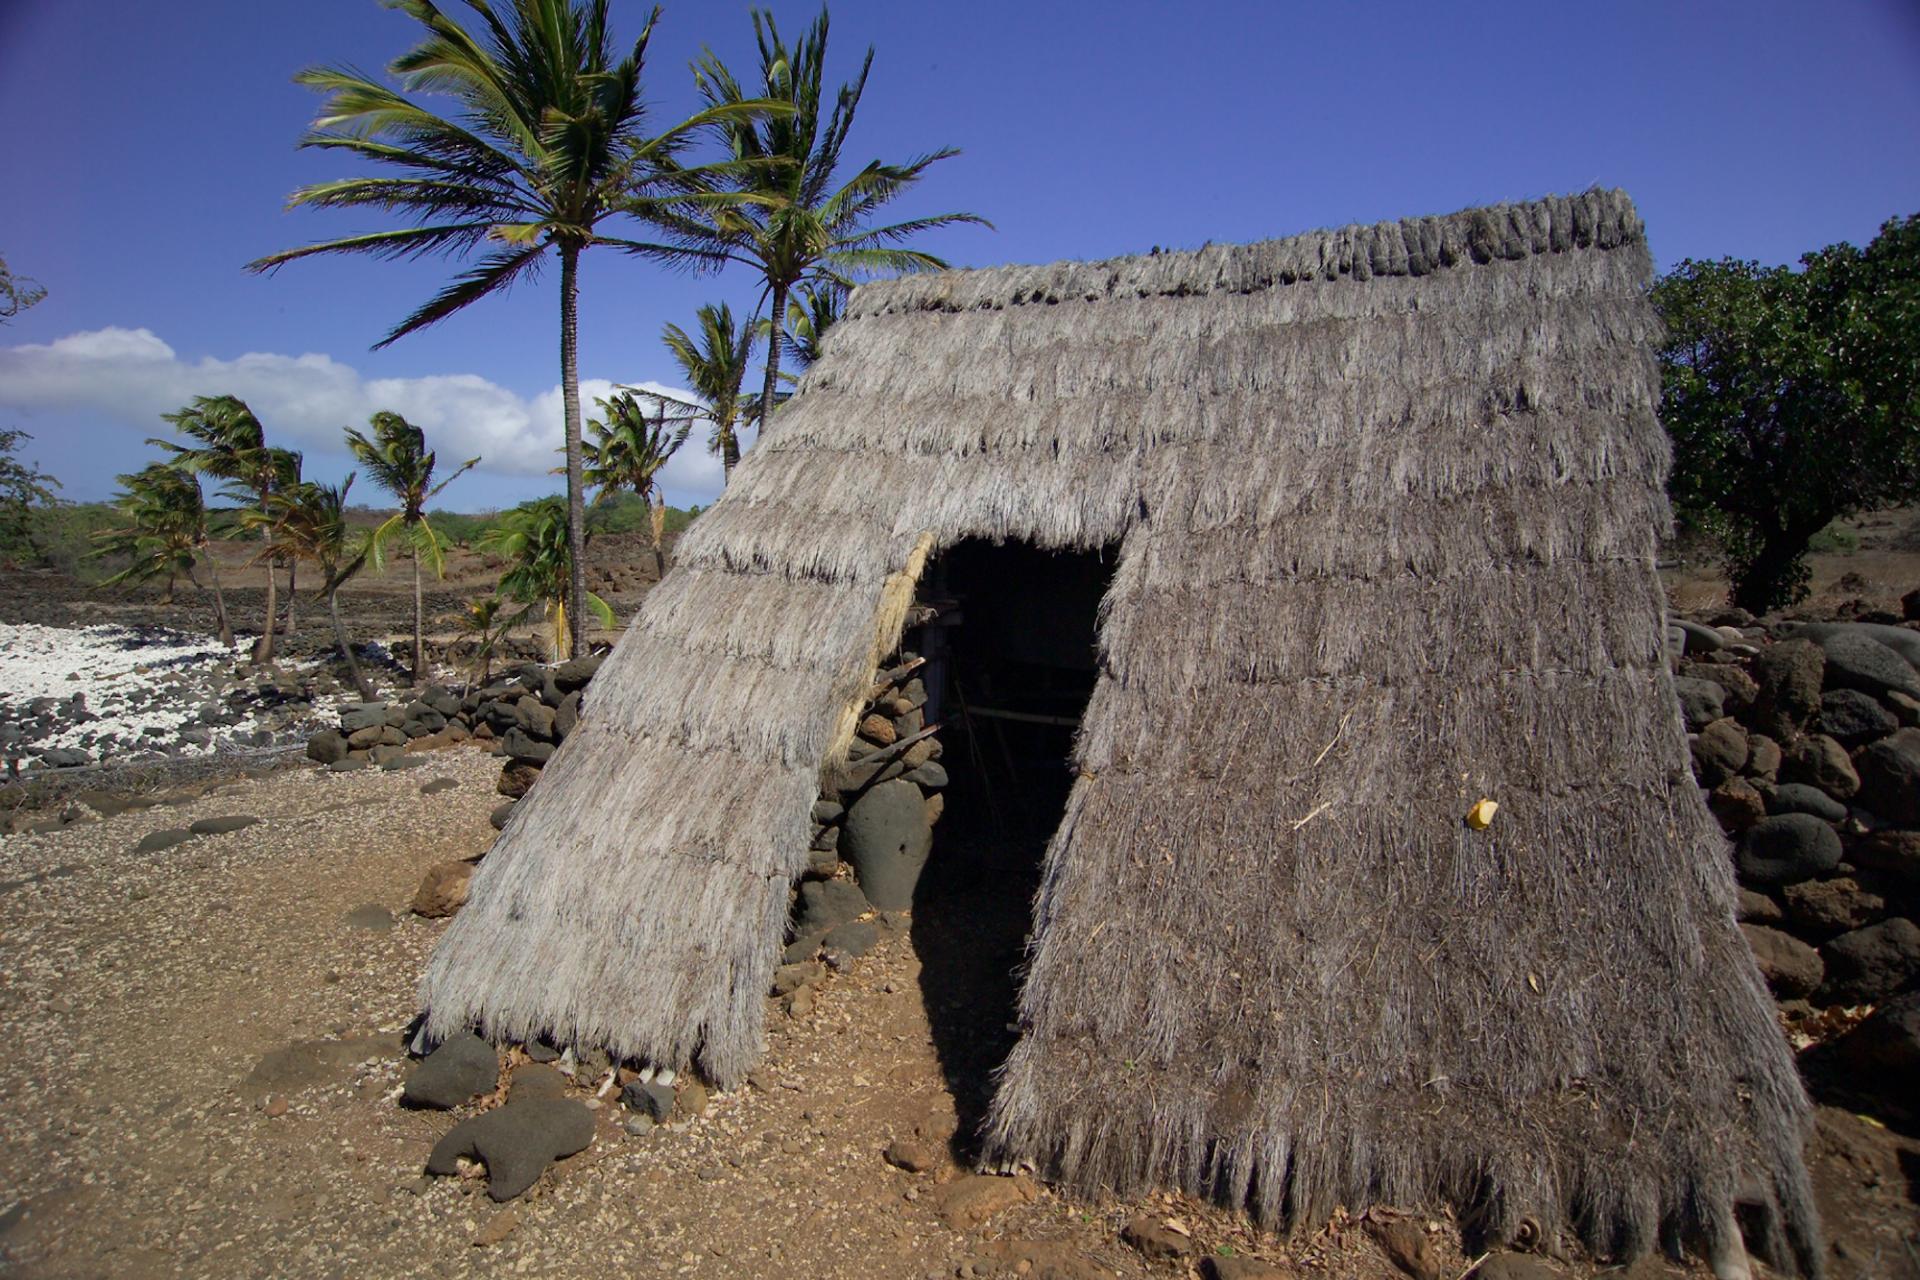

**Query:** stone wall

left=1673, top=609, right=1920, bottom=1112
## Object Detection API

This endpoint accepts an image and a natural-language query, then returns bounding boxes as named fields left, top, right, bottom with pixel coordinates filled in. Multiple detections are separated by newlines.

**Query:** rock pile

left=794, top=657, right=946, bottom=922
left=303, top=654, right=604, bottom=803
left=1677, top=612, right=1920, bottom=1110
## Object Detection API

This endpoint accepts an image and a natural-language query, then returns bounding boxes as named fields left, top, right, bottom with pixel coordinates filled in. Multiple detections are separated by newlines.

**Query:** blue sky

left=2, top=0, right=1917, bottom=510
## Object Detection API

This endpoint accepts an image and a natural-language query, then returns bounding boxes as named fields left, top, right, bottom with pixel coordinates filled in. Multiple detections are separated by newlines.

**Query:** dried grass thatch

left=419, top=190, right=1818, bottom=1273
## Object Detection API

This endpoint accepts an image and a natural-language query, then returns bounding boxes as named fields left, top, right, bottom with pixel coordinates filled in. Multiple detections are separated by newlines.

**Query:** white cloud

left=0, top=326, right=748, bottom=506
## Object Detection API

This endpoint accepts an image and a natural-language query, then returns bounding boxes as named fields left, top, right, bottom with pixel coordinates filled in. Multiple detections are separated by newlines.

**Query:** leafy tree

left=480, top=496, right=613, bottom=661
left=1655, top=214, right=1920, bottom=612
left=582, top=389, right=691, bottom=575
left=0, top=430, right=62, bottom=567
left=151, top=396, right=299, bottom=662
left=0, top=254, right=47, bottom=322
left=249, top=0, right=780, bottom=659
left=247, top=477, right=378, bottom=700
left=661, top=303, right=754, bottom=481
left=677, top=8, right=985, bottom=447
left=92, top=464, right=235, bottom=645
left=344, top=411, right=477, bottom=683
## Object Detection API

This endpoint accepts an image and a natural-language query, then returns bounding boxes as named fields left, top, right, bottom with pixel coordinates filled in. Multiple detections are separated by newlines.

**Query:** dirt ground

left=0, top=748, right=1914, bottom=1279
left=1661, top=507, right=1920, bottom=617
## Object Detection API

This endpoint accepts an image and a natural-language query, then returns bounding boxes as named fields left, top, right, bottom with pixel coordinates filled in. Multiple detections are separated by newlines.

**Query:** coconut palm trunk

left=560, top=243, right=589, bottom=660
left=329, top=585, right=377, bottom=701
left=412, top=550, right=426, bottom=683
left=252, top=517, right=278, bottom=664
left=757, top=279, right=789, bottom=451
left=649, top=495, right=668, bottom=579
left=203, top=550, right=234, bottom=648
left=284, top=559, right=298, bottom=638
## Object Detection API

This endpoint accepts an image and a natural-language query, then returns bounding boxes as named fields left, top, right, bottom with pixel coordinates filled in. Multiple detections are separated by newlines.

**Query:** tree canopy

left=1654, top=213, right=1920, bottom=611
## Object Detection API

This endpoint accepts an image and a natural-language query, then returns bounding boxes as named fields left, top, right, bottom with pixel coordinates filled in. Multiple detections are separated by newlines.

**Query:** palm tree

left=150, top=395, right=297, bottom=662
left=782, top=279, right=845, bottom=377
left=480, top=496, right=613, bottom=661
left=582, top=389, right=691, bottom=575
left=680, top=8, right=986, bottom=445
left=344, top=411, right=477, bottom=684
left=247, top=0, right=784, bottom=660
left=660, top=304, right=753, bottom=481
left=92, top=464, right=235, bottom=646
left=246, top=477, right=378, bottom=700
left=455, top=594, right=511, bottom=690
left=265, top=447, right=305, bottom=641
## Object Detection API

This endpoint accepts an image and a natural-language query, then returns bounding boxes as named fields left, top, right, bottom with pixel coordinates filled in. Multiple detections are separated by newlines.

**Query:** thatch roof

left=419, top=190, right=1818, bottom=1272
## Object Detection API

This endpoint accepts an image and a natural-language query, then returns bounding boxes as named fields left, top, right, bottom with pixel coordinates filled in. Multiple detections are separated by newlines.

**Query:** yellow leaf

left=1466, top=798, right=1499, bottom=829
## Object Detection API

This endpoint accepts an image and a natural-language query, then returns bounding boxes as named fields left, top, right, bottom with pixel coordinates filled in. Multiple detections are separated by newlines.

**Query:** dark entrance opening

left=906, top=538, right=1119, bottom=1156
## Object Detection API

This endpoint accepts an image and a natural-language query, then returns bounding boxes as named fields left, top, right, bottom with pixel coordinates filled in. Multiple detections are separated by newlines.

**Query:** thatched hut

left=420, top=190, right=1818, bottom=1274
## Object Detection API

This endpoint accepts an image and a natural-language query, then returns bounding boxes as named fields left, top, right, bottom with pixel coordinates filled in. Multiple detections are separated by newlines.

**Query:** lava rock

left=424, top=1097, right=594, bottom=1201
left=1674, top=618, right=1726, bottom=655
left=490, top=802, right=516, bottom=831
left=345, top=903, right=394, bottom=931
left=508, top=1063, right=569, bottom=1101
left=1817, top=689, right=1898, bottom=745
left=133, top=828, right=194, bottom=854
left=840, top=779, right=934, bottom=911
left=811, top=799, right=844, bottom=824
left=904, top=760, right=949, bottom=788
left=621, top=1079, right=675, bottom=1122
left=339, top=706, right=388, bottom=733
left=1741, top=924, right=1824, bottom=999
left=498, top=760, right=541, bottom=799
left=500, top=728, right=554, bottom=765
left=1854, top=728, right=1920, bottom=825
left=1680, top=661, right=1758, bottom=711
left=412, top=861, right=476, bottom=918
left=1783, top=878, right=1885, bottom=940
left=1736, top=814, right=1843, bottom=887
left=1765, top=782, right=1848, bottom=822
left=1780, top=734, right=1860, bottom=800
left=1707, top=778, right=1765, bottom=834
left=1123, top=1214, right=1196, bottom=1261
left=553, top=654, right=603, bottom=692
left=1819, top=918, right=1920, bottom=1004
left=1831, top=990, right=1920, bottom=1084
left=822, top=919, right=879, bottom=959
left=420, top=777, right=458, bottom=796
left=1671, top=677, right=1727, bottom=732
left=514, top=696, right=556, bottom=742
left=1745, top=733, right=1783, bottom=781
left=1853, top=830, right=1920, bottom=885
left=403, top=1032, right=499, bottom=1109
left=1473, top=1256, right=1563, bottom=1280
left=306, top=730, right=349, bottom=765
left=1690, top=717, right=1748, bottom=786
left=795, top=878, right=870, bottom=935
left=189, top=814, right=260, bottom=836
left=553, top=691, right=581, bottom=740
left=1736, top=888, right=1783, bottom=925
left=1813, top=631, right=1920, bottom=702
left=1753, top=639, right=1825, bottom=739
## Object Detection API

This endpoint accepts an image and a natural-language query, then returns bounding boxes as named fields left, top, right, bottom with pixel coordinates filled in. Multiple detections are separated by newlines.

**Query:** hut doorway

left=905, top=538, right=1118, bottom=1153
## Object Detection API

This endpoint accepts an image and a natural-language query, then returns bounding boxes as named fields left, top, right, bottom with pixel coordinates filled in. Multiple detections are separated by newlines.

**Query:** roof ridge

left=847, top=188, right=1643, bottom=317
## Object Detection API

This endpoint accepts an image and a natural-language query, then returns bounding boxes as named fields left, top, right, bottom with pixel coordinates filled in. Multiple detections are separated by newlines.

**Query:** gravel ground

left=0, top=749, right=1910, bottom=1279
